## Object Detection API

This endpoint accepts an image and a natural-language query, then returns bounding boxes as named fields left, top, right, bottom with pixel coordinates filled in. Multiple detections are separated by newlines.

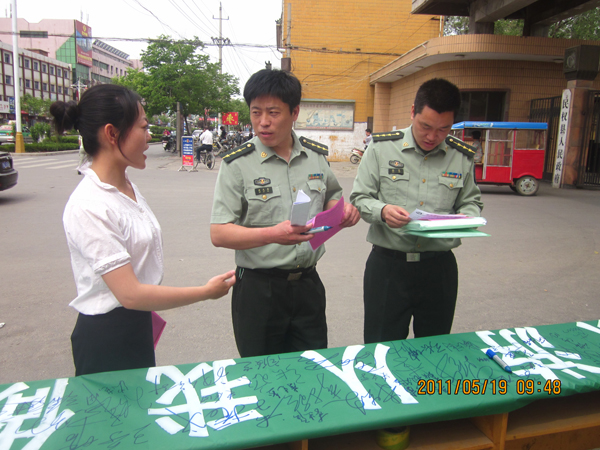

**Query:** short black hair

left=50, top=84, right=142, bottom=157
left=472, top=130, right=481, bottom=139
left=414, top=78, right=461, bottom=119
left=366, top=128, right=372, bottom=133
left=243, top=69, right=301, bottom=114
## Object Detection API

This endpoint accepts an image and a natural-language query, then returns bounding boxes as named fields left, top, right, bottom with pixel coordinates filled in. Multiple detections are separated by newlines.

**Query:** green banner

left=2, top=320, right=600, bottom=449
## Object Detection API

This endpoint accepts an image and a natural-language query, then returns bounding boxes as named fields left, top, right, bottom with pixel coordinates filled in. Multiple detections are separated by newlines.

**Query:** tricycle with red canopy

left=451, top=121, right=547, bottom=196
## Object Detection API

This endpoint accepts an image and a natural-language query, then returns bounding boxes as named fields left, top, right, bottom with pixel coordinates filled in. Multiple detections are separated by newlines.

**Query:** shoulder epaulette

left=372, top=131, right=404, bottom=142
left=222, top=142, right=255, bottom=163
left=445, top=136, right=476, bottom=158
left=300, top=136, right=328, bottom=155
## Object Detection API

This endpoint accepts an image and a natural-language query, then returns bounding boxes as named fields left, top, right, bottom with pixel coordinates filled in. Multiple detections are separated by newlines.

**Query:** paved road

left=1, top=144, right=599, bottom=384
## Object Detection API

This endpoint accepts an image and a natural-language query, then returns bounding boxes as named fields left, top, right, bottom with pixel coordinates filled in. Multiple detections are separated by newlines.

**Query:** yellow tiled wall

left=282, top=0, right=441, bottom=123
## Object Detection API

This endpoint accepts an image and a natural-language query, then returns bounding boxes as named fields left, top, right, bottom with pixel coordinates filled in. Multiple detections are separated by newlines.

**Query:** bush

left=44, top=135, right=80, bottom=144
left=1, top=142, right=80, bottom=152
left=150, top=125, right=174, bottom=135
left=30, top=123, right=50, bottom=142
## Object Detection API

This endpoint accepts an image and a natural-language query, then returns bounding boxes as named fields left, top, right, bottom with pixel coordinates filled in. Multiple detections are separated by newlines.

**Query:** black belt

left=242, top=266, right=316, bottom=281
left=372, top=245, right=449, bottom=262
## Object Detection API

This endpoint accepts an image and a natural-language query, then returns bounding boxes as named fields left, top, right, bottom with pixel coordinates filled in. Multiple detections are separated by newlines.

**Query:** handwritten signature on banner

left=1, top=321, right=600, bottom=449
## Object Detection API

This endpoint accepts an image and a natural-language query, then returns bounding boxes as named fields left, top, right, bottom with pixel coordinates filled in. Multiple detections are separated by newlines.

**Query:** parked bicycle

left=213, top=139, right=226, bottom=156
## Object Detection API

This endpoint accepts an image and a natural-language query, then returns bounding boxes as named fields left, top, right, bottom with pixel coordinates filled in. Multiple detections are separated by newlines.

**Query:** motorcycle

left=350, top=147, right=364, bottom=164
left=162, top=135, right=176, bottom=153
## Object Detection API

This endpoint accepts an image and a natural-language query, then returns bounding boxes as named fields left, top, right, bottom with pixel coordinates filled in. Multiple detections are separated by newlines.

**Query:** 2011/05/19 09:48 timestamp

left=417, top=378, right=562, bottom=396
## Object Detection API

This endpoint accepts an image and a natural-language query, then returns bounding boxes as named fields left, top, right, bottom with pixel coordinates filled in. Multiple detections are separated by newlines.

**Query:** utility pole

left=212, top=2, right=230, bottom=126
left=11, top=0, right=24, bottom=153
left=212, top=2, right=230, bottom=74
left=281, top=3, right=292, bottom=72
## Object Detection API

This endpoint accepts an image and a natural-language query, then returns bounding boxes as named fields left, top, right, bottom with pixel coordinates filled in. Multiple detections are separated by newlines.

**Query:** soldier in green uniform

left=350, top=78, right=483, bottom=344
left=211, top=69, right=360, bottom=358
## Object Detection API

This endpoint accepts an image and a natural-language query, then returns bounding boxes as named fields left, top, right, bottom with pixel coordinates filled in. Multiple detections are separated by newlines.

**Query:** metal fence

left=529, top=96, right=561, bottom=181
left=581, top=91, right=600, bottom=186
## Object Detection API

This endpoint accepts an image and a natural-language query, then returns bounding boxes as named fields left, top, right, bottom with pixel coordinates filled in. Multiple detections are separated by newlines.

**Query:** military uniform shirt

left=350, top=125, right=483, bottom=252
left=211, top=131, right=343, bottom=269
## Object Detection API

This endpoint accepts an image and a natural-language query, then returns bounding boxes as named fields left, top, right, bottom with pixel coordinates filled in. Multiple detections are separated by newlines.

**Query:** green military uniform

left=211, top=131, right=343, bottom=357
left=350, top=126, right=483, bottom=343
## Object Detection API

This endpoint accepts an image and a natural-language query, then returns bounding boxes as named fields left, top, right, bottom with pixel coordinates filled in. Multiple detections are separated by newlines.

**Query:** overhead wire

left=190, top=0, right=221, bottom=36
left=131, top=0, right=184, bottom=39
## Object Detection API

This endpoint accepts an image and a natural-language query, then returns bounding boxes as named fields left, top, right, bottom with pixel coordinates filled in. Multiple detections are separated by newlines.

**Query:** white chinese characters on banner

left=302, top=344, right=418, bottom=409
left=147, top=360, right=262, bottom=437
left=476, top=321, right=600, bottom=380
left=0, top=379, right=74, bottom=450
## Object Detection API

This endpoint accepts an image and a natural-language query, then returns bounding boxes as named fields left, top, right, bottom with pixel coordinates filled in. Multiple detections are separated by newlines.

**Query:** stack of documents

left=404, top=210, right=489, bottom=238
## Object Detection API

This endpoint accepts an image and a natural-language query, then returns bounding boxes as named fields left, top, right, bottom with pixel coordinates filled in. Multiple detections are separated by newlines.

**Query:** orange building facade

left=280, top=0, right=441, bottom=159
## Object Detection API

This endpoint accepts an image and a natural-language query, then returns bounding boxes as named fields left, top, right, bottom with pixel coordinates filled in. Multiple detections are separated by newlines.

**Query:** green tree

left=494, top=19, right=524, bottom=36
left=444, top=7, right=600, bottom=39
left=115, top=35, right=239, bottom=130
left=549, top=7, right=600, bottom=40
left=443, top=16, right=469, bottom=36
left=21, top=94, right=53, bottom=117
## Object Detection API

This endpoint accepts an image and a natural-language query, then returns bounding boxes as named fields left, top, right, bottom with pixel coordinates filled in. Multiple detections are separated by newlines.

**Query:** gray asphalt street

left=1, top=143, right=599, bottom=385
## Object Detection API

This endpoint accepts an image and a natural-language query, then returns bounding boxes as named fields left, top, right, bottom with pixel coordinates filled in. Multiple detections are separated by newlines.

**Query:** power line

left=1, top=31, right=403, bottom=57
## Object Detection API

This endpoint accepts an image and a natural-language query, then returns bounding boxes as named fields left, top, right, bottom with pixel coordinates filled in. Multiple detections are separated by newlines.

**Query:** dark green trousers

left=363, top=246, right=458, bottom=344
left=232, top=266, right=327, bottom=358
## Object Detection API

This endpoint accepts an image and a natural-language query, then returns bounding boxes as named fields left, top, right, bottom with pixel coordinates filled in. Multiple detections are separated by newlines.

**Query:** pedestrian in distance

left=52, top=84, right=235, bottom=376
left=198, top=126, right=213, bottom=161
left=363, top=128, right=372, bottom=150
left=350, top=78, right=483, bottom=344
left=472, top=130, right=484, bottom=164
left=210, top=69, right=360, bottom=358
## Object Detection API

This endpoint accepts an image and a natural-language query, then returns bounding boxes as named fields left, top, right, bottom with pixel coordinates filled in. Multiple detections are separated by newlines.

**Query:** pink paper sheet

left=307, top=196, right=345, bottom=250
left=151, top=311, right=167, bottom=349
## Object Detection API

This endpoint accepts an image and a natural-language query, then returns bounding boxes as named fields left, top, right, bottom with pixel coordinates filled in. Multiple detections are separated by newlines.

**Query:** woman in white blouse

left=51, top=84, right=235, bottom=376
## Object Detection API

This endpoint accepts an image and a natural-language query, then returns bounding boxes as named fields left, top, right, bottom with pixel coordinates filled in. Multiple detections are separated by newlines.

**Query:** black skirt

left=71, top=307, right=156, bottom=376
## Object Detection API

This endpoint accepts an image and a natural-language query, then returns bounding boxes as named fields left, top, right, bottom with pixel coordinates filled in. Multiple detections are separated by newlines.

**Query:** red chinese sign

left=222, top=112, right=239, bottom=125
left=75, top=21, right=93, bottom=68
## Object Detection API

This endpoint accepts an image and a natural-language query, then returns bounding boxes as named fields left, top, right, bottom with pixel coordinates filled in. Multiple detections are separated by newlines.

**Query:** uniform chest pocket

left=435, top=176, right=464, bottom=212
left=306, top=179, right=326, bottom=215
left=245, top=185, right=283, bottom=226
left=379, top=169, right=410, bottom=206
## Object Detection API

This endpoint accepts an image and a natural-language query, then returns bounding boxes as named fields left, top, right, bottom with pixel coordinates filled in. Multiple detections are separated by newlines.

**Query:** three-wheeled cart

left=451, top=122, right=547, bottom=196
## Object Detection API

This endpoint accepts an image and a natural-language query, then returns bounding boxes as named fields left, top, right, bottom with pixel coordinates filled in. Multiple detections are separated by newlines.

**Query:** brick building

left=0, top=41, right=71, bottom=122
left=0, top=18, right=139, bottom=91
left=279, top=0, right=442, bottom=159
left=281, top=0, right=600, bottom=187
left=92, top=40, right=136, bottom=85
left=370, top=34, right=600, bottom=130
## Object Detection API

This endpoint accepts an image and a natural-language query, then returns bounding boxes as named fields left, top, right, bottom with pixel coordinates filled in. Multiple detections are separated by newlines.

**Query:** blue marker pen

left=486, top=349, right=512, bottom=373
left=306, top=226, right=332, bottom=234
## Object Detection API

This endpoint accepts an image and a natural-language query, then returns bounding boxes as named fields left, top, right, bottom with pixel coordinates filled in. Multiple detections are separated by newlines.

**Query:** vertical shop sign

left=552, top=89, right=571, bottom=188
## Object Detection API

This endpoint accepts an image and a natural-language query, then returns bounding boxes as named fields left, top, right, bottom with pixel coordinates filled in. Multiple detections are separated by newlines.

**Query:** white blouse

left=63, top=167, right=164, bottom=315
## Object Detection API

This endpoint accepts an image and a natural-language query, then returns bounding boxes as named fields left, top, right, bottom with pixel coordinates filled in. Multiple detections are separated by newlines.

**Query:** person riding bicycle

left=197, top=126, right=213, bottom=161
